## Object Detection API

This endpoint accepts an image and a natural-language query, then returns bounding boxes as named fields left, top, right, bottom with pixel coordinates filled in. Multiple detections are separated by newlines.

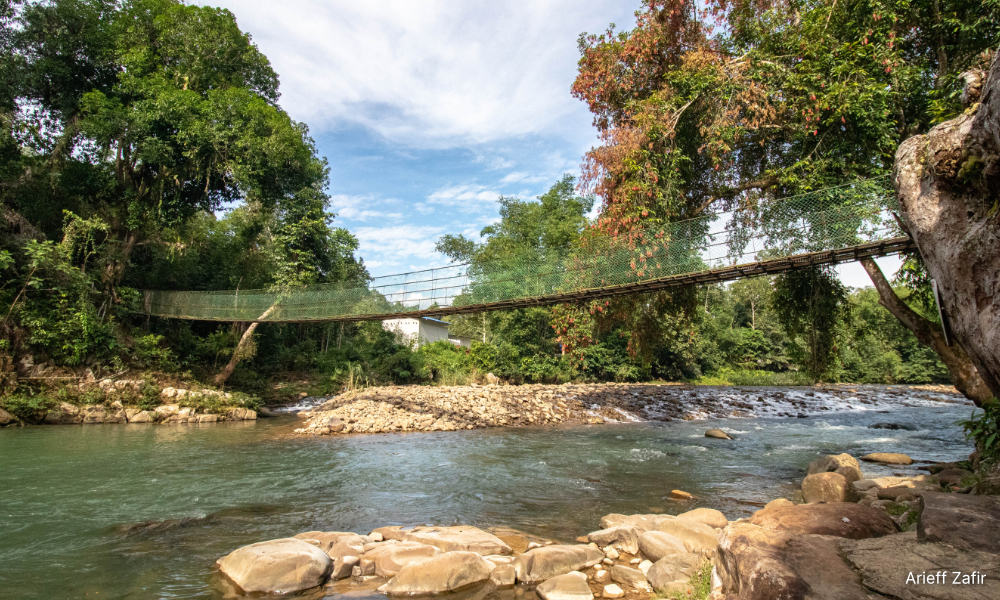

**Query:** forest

left=1, top=0, right=997, bottom=411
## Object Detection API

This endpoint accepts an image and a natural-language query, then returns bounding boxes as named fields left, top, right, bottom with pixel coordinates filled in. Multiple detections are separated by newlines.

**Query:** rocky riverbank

left=215, top=449, right=999, bottom=600
left=0, top=379, right=258, bottom=426
left=293, top=382, right=966, bottom=436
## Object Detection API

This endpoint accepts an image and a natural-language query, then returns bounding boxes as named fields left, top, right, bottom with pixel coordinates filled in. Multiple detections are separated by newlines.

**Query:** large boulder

left=652, top=517, right=719, bottom=553
left=587, top=525, right=639, bottom=555
left=750, top=503, right=897, bottom=539
left=81, top=405, right=107, bottom=424
left=0, top=407, right=14, bottom=425
left=806, top=453, right=861, bottom=475
left=331, top=555, right=360, bottom=580
left=489, top=563, right=516, bottom=588
left=716, top=524, right=874, bottom=600
left=402, top=525, right=511, bottom=555
left=840, top=531, right=1000, bottom=599
left=293, top=531, right=366, bottom=552
left=536, top=572, right=593, bottom=600
left=609, top=565, right=650, bottom=591
left=599, top=514, right=670, bottom=532
left=372, top=525, right=411, bottom=541
left=645, top=553, right=704, bottom=592
left=375, top=544, right=442, bottom=577
left=637, top=531, right=687, bottom=562
left=379, top=551, right=491, bottom=595
left=861, top=453, right=913, bottom=465
left=513, top=545, right=605, bottom=583
left=128, top=410, right=155, bottom=423
left=801, top=472, right=852, bottom=503
left=217, top=538, right=332, bottom=594
left=677, top=508, right=728, bottom=530
left=835, top=465, right=863, bottom=485
left=225, top=407, right=257, bottom=421
left=917, top=492, right=1000, bottom=553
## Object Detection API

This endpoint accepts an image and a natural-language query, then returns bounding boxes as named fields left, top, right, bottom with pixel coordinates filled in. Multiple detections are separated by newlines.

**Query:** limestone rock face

left=43, top=402, right=82, bottom=424
left=645, top=554, right=704, bottom=592
left=128, top=410, right=155, bottom=423
left=652, top=517, right=719, bottom=553
left=225, top=407, right=257, bottom=421
left=374, top=544, right=442, bottom=577
left=401, top=525, right=511, bottom=555
left=535, top=572, right=593, bottom=600
left=217, top=538, right=332, bottom=594
left=677, top=508, right=728, bottom=530
left=379, top=551, right=491, bottom=595
left=513, top=545, right=605, bottom=583
left=715, top=524, right=873, bottom=600
left=81, top=405, right=107, bottom=424
left=801, top=472, right=851, bottom=503
left=587, top=525, right=639, bottom=555
left=917, top=492, right=1000, bottom=553
left=806, top=453, right=861, bottom=475
left=750, top=503, right=897, bottom=539
left=0, top=407, right=14, bottom=425
left=637, top=531, right=687, bottom=562
left=861, top=452, right=913, bottom=465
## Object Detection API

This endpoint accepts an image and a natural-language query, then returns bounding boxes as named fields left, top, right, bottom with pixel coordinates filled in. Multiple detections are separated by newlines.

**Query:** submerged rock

left=217, top=538, right=332, bottom=594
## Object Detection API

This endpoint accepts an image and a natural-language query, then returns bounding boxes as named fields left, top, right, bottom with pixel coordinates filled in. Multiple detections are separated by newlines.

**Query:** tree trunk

left=214, top=305, right=277, bottom=386
left=861, top=258, right=992, bottom=405
left=893, top=51, right=1000, bottom=401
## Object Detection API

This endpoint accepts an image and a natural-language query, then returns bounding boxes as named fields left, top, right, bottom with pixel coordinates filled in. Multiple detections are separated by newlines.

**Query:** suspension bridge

left=141, top=178, right=915, bottom=324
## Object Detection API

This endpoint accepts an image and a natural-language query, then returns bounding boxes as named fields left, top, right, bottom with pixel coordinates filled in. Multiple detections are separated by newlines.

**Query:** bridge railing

left=142, top=178, right=902, bottom=322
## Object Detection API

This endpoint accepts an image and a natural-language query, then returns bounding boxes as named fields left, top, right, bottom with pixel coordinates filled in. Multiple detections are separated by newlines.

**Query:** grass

left=657, top=562, right=714, bottom=600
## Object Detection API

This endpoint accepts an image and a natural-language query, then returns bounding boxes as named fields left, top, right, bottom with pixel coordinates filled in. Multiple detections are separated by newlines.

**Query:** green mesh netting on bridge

left=142, top=178, right=906, bottom=322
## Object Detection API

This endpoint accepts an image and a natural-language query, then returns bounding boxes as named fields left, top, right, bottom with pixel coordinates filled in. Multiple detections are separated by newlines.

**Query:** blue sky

left=201, top=0, right=896, bottom=286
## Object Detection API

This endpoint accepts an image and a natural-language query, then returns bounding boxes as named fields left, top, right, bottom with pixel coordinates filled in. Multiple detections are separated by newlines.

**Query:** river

left=0, top=386, right=976, bottom=599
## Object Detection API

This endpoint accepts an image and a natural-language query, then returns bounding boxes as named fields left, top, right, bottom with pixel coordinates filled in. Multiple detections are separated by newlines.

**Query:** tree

left=772, top=266, right=846, bottom=380
left=730, top=277, right=771, bottom=331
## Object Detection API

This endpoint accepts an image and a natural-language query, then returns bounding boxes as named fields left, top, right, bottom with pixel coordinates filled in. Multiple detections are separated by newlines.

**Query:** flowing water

left=0, top=386, right=976, bottom=599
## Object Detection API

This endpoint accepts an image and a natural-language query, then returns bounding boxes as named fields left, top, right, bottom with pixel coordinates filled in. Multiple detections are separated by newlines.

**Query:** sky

left=200, top=0, right=897, bottom=288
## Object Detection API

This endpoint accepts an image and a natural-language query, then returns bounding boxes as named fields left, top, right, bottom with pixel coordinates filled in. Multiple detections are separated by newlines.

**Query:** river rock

left=840, top=531, right=1000, bottom=599
left=375, top=544, right=442, bottom=577
left=0, top=407, right=14, bottom=425
left=402, top=525, right=511, bottom=555
left=936, top=468, right=973, bottom=487
left=104, top=408, right=127, bottom=423
left=704, top=429, right=732, bottom=440
left=637, top=531, right=686, bottom=561
left=599, top=513, right=670, bottom=532
left=587, top=526, right=639, bottom=555
left=128, top=410, right=155, bottom=423
left=225, top=407, right=257, bottom=421
left=513, top=545, right=605, bottom=583
left=806, top=453, right=861, bottom=475
left=868, top=422, right=915, bottom=430
left=652, top=517, right=719, bottom=553
left=43, top=402, right=82, bottom=424
left=677, top=508, right=728, bottom=529
left=715, top=524, right=873, bottom=600
left=489, top=563, right=515, bottom=587
left=610, top=565, right=650, bottom=590
left=217, top=537, right=332, bottom=593
left=801, top=472, right=851, bottom=503
left=861, top=452, right=913, bottom=465
left=750, top=503, right=897, bottom=539
left=602, top=583, right=624, bottom=598
left=372, top=525, right=411, bottom=541
left=764, top=498, right=794, bottom=510
left=81, top=405, right=107, bottom=424
left=536, top=572, right=593, bottom=600
left=917, top=492, right=1000, bottom=552
left=331, top=555, right=360, bottom=580
left=379, top=551, right=491, bottom=595
left=645, top=553, right=704, bottom=592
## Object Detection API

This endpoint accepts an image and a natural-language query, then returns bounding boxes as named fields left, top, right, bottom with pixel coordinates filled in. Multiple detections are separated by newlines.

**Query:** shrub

left=957, top=399, right=1000, bottom=464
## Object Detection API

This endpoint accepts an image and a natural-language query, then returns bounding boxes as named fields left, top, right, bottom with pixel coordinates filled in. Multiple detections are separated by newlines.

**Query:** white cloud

left=201, top=0, right=636, bottom=148
left=329, top=194, right=403, bottom=222
left=426, top=184, right=501, bottom=208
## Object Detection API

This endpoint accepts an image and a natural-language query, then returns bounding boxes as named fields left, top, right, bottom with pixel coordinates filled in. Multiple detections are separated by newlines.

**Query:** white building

left=382, top=317, right=472, bottom=348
